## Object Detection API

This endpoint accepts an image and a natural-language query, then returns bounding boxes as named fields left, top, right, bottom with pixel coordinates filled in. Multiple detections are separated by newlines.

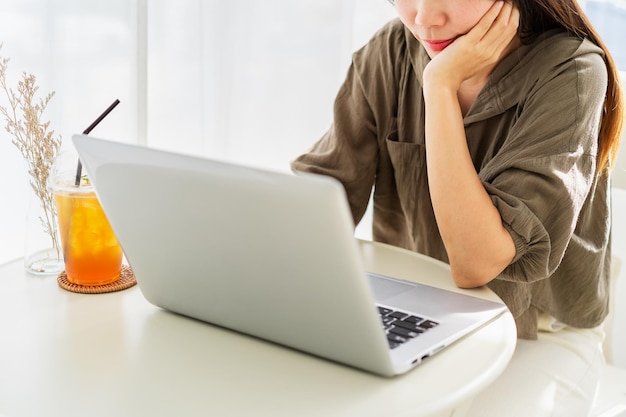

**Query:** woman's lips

left=422, top=38, right=456, bottom=52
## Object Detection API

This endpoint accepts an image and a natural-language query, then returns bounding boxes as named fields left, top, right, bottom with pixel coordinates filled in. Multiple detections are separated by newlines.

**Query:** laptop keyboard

left=377, top=306, right=439, bottom=349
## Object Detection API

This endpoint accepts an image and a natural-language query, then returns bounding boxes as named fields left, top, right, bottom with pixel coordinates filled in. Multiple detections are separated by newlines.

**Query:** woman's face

left=394, top=0, right=495, bottom=58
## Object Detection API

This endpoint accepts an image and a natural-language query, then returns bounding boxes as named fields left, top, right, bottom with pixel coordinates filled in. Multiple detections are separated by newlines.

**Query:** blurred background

left=1, top=0, right=625, bottom=365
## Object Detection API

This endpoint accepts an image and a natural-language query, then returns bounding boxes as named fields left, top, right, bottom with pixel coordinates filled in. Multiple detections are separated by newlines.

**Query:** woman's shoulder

left=523, top=29, right=605, bottom=73
left=497, top=29, right=607, bottom=100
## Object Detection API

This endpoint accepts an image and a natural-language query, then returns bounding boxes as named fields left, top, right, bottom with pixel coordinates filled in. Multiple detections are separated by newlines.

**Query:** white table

left=0, top=240, right=516, bottom=417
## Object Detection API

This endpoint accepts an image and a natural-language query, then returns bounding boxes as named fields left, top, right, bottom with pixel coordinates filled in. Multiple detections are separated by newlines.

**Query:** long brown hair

left=515, top=0, right=624, bottom=173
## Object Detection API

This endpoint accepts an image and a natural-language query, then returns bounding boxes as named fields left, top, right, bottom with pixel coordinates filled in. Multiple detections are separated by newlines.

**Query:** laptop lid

left=72, top=134, right=507, bottom=377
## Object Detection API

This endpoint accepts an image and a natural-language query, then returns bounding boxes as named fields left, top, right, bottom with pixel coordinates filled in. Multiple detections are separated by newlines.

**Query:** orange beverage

left=53, top=180, right=122, bottom=286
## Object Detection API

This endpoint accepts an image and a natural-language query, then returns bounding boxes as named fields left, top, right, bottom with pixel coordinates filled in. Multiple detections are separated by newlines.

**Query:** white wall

left=611, top=188, right=626, bottom=368
left=607, top=122, right=626, bottom=367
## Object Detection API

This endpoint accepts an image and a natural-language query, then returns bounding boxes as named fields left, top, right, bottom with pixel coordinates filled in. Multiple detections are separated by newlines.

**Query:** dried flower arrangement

left=0, top=44, right=63, bottom=267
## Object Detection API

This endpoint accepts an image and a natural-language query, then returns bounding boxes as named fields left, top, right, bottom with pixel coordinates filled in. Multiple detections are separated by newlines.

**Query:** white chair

left=591, top=126, right=626, bottom=417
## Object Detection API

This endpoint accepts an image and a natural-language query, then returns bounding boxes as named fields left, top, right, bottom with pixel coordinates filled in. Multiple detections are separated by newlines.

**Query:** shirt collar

left=404, top=27, right=601, bottom=123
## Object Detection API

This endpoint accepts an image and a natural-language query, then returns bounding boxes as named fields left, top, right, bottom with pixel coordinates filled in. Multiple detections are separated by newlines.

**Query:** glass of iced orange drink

left=52, top=175, right=123, bottom=286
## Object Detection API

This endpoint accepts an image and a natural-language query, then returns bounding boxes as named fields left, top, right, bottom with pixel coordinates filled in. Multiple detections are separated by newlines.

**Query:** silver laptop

left=72, top=134, right=508, bottom=377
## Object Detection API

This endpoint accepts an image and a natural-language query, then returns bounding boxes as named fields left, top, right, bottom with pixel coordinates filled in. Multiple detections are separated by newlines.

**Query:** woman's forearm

left=423, top=85, right=515, bottom=287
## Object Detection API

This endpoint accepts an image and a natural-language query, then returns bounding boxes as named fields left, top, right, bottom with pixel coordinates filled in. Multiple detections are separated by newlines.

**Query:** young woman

left=292, top=0, right=623, bottom=415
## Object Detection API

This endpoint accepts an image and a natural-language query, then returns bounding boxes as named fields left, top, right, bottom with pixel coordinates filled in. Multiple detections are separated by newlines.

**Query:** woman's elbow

left=449, top=257, right=510, bottom=288
left=450, top=267, right=493, bottom=288
left=448, top=235, right=515, bottom=288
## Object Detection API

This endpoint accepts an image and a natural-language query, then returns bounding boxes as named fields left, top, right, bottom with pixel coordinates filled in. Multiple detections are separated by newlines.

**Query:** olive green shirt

left=291, top=19, right=611, bottom=339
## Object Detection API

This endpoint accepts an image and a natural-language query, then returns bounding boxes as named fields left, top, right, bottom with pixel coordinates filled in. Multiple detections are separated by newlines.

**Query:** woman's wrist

left=422, top=65, right=462, bottom=96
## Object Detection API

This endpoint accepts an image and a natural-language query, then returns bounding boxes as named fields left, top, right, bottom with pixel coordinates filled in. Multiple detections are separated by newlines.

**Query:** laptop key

left=387, top=333, right=408, bottom=344
left=389, top=325, right=420, bottom=339
left=389, top=311, right=409, bottom=320
left=378, top=306, right=393, bottom=316
left=393, top=320, right=425, bottom=333
left=387, top=340, right=401, bottom=349
left=377, top=306, right=435, bottom=349
left=403, top=315, right=424, bottom=324
left=419, top=320, right=439, bottom=329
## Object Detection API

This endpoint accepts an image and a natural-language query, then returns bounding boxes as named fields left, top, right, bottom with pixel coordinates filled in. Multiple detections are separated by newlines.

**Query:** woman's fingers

left=466, top=1, right=506, bottom=43
left=467, top=1, right=519, bottom=64
left=482, top=2, right=519, bottom=44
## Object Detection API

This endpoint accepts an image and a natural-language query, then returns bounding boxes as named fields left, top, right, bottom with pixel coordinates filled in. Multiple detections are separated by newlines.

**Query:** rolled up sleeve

left=479, top=50, right=606, bottom=284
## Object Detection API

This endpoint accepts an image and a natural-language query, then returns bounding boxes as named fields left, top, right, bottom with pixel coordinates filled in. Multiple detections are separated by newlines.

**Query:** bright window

left=586, top=0, right=626, bottom=70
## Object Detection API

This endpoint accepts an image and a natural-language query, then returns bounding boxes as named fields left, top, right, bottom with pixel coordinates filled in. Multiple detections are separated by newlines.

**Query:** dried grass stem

left=1, top=45, right=62, bottom=259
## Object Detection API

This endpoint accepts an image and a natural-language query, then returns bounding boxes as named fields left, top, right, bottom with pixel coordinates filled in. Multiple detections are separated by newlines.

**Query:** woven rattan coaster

left=57, top=265, right=137, bottom=294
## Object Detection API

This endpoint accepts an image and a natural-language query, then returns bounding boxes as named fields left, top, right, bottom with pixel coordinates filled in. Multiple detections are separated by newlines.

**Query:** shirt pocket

left=384, top=125, right=433, bottom=232
left=385, top=124, right=428, bottom=192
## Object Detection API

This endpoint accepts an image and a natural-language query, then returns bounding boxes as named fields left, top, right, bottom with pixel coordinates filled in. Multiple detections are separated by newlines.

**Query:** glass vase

left=23, top=186, right=63, bottom=275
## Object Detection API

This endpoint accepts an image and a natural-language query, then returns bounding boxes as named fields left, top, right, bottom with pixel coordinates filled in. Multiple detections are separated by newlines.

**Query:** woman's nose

left=414, top=0, right=445, bottom=27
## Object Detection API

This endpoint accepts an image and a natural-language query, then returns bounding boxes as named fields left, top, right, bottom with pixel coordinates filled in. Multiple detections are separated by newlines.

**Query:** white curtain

left=0, top=0, right=396, bottom=263
left=145, top=0, right=397, bottom=169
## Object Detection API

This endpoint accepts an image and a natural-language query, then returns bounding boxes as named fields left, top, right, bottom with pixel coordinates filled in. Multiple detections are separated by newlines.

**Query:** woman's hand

left=423, top=1, right=520, bottom=91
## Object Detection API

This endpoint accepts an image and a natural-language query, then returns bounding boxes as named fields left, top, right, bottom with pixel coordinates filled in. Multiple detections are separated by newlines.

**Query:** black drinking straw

left=74, top=99, right=121, bottom=186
